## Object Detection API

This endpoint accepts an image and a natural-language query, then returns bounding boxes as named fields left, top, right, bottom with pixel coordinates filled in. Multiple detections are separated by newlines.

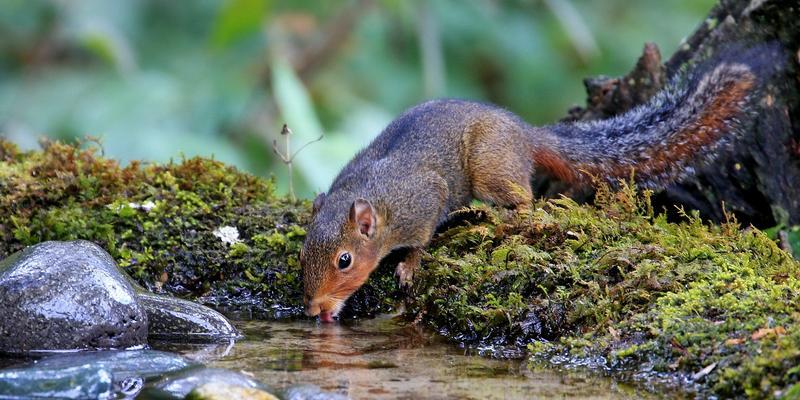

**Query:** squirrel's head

left=301, top=194, right=383, bottom=322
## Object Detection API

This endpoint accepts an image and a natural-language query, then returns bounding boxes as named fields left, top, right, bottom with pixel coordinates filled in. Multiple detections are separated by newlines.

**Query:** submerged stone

left=0, top=240, right=147, bottom=352
left=136, top=292, right=240, bottom=342
left=33, top=349, right=190, bottom=381
left=2, top=350, right=191, bottom=398
left=151, top=366, right=270, bottom=398
left=0, top=363, right=112, bottom=399
left=187, top=382, right=280, bottom=400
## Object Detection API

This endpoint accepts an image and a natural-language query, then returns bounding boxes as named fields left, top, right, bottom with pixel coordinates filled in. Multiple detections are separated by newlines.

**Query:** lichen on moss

left=0, top=139, right=397, bottom=318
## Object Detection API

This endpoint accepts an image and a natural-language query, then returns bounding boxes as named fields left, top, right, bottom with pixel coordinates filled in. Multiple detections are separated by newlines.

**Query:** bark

left=546, top=0, right=800, bottom=227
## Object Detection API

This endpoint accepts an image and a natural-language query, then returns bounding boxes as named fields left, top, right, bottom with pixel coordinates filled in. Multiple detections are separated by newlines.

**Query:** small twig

left=291, top=134, right=324, bottom=160
left=271, top=124, right=323, bottom=202
left=271, top=139, right=289, bottom=163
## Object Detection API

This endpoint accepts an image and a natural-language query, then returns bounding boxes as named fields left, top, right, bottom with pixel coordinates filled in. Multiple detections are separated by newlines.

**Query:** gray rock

left=187, top=382, right=280, bottom=400
left=0, top=240, right=147, bottom=352
left=0, top=363, right=113, bottom=398
left=136, top=292, right=240, bottom=342
left=152, top=366, right=268, bottom=398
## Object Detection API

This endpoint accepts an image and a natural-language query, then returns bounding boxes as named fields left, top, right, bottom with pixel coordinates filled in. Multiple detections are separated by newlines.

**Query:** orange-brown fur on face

left=302, top=198, right=383, bottom=318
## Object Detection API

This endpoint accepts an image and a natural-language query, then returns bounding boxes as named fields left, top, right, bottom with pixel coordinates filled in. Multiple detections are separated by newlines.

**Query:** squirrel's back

left=330, top=99, right=528, bottom=211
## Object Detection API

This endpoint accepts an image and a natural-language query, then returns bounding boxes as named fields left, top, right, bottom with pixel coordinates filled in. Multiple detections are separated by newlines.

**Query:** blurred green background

left=0, top=0, right=715, bottom=198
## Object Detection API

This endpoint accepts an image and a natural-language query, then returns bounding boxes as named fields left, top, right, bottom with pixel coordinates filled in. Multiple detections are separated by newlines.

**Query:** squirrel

left=300, top=45, right=775, bottom=322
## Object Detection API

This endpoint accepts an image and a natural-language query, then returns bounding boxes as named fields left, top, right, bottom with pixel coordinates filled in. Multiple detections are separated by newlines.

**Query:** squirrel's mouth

left=306, top=297, right=344, bottom=323
left=319, top=311, right=334, bottom=322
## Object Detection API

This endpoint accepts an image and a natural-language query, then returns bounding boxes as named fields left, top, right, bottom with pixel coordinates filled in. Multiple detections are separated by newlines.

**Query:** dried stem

left=271, top=124, right=323, bottom=202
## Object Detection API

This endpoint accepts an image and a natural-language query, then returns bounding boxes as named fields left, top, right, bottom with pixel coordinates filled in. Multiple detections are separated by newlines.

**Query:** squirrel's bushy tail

left=534, top=44, right=780, bottom=189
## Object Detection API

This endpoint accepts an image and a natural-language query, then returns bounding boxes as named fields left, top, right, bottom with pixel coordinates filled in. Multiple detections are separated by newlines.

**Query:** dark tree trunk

left=542, top=0, right=800, bottom=228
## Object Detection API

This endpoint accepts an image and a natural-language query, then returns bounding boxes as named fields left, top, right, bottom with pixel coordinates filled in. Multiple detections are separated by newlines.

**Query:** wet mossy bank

left=3, top=140, right=800, bottom=398
left=409, top=185, right=800, bottom=398
left=0, top=139, right=398, bottom=318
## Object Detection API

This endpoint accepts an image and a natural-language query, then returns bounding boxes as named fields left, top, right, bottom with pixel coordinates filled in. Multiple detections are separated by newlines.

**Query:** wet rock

left=136, top=292, right=240, bottom=342
left=519, top=304, right=566, bottom=341
left=2, top=350, right=191, bottom=398
left=284, top=384, right=350, bottom=400
left=0, top=363, right=113, bottom=398
left=187, top=382, right=280, bottom=400
left=0, top=240, right=147, bottom=352
left=33, top=350, right=190, bottom=385
left=151, top=366, right=269, bottom=398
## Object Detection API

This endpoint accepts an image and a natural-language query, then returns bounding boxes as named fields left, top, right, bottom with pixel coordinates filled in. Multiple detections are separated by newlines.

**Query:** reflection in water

left=151, top=339, right=236, bottom=363
left=156, top=316, right=660, bottom=400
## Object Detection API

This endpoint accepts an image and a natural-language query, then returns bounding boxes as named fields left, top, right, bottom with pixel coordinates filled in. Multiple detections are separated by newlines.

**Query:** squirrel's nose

left=304, top=294, right=321, bottom=317
left=305, top=302, right=321, bottom=317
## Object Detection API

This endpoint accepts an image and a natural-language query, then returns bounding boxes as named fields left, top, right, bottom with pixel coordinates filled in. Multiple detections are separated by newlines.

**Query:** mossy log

left=537, top=0, right=800, bottom=228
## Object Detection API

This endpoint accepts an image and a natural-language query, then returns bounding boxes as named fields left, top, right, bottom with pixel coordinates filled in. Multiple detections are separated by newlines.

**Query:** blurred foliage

left=0, top=0, right=715, bottom=197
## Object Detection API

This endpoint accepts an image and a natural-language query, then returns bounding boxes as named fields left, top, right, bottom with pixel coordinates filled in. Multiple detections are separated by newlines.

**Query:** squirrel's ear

left=312, top=192, right=326, bottom=215
left=349, top=198, right=376, bottom=237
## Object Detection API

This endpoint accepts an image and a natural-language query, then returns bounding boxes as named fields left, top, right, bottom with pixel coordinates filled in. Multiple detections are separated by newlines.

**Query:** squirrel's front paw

left=395, top=261, right=415, bottom=288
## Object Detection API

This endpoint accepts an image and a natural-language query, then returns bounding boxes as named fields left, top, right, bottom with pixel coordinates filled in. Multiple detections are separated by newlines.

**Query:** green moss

left=0, top=139, right=397, bottom=318
left=228, top=242, right=250, bottom=258
left=407, top=182, right=800, bottom=398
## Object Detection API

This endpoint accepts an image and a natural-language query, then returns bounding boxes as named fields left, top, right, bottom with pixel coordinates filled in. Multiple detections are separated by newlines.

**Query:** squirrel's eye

left=338, top=252, right=352, bottom=270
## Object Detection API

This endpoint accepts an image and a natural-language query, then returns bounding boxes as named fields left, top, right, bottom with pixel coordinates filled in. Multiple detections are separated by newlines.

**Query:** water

left=155, top=315, right=659, bottom=399
left=0, top=315, right=669, bottom=399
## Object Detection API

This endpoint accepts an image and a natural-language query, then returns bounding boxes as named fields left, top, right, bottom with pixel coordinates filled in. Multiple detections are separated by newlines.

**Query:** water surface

left=156, top=316, right=660, bottom=399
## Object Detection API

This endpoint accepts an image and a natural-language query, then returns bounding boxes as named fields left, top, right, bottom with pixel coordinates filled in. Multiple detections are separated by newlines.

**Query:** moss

left=0, top=139, right=397, bottom=318
left=228, top=242, right=250, bottom=258
left=407, top=181, right=800, bottom=398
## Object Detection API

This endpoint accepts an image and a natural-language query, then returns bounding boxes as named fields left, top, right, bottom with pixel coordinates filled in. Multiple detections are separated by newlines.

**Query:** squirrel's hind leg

left=466, top=127, right=534, bottom=210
